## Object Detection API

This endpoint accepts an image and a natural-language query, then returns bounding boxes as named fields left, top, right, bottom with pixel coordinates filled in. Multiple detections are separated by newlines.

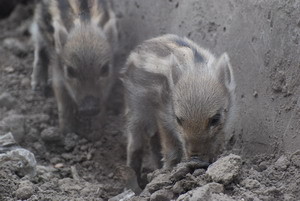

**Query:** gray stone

left=193, top=169, right=206, bottom=177
left=177, top=183, right=224, bottom=201
left=0, top=148, right=37, bottom=177
left=274, top=155, right=290, bottom=171
left=0, top=92, right=17, bottom=109
left=20, top=77, right=30, bottom=88
left=0, top=132, right=16, bottom=147
left=210, top=193, right=236, bottom=201
left=15, top=180, right=35, bottom=200
left=150, top=189, right=174, bottom=201
left=36, top=165, right=57, bottom=181
left=41, top=127, right=62, bottom=143
left=64, top=133, right=79, bottom=151
left=145, top=173, right=172, bottom=193
left=240, top=178, right=261, bottom=189
left=206, top=154, right=242, bottom=185
left=28, top=113, right=50, bottom=124
left=172, top=177, right=198, bottom=195
left=58, top=178, right=82, bottom=192
left=290, top=150, right=300, bottom=167
left=108, top=189, right=135, bottom=201
left=0, top=114, right=25, bottom=143
left=170, top=163, right=191, bottom=181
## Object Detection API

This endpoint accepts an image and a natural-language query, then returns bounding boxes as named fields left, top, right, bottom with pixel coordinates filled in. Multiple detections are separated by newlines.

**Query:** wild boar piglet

left=123, top=34, right=236, bottom=182
left=31, top=0, right=118, bottom=133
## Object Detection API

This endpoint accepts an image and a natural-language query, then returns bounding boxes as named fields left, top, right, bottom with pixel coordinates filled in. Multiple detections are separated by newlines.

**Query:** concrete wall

left=113, top=0, right=300, bottom=156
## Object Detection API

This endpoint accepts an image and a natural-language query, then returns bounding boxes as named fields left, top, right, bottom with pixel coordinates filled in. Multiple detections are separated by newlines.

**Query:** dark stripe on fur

left=173, top=38, right=204, bottom=63
left=79, top=0, right=90, bottom=21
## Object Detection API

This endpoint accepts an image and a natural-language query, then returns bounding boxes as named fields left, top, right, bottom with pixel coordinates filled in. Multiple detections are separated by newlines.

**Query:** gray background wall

left=113, top=0, right=300, bottom=156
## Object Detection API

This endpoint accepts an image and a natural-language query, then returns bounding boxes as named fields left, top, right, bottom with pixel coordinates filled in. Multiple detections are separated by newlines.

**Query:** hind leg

left=150, top=131, right=163, bottom=169
left=31, top=3, right=51, bottom=94
left=126, top=116, right=146, bottom=185
left=31, top=40, right=49, bottom=94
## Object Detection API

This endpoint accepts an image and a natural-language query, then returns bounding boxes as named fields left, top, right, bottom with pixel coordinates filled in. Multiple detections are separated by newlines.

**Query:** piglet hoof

left=188, top=157, right=210, bottom=169
left=31, top=80, right=52, bottom=97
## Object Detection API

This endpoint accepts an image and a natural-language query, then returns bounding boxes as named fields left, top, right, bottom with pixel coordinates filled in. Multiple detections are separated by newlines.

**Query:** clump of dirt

left=121, top=153, right=299, bottom=201
left=0, top=3, right=300, bottom=201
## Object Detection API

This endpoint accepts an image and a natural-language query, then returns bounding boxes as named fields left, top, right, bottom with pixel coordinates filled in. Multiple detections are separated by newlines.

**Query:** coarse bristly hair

left=31, top=0, right=118, bottom=134
left=123, top=34, right=236, bottom=186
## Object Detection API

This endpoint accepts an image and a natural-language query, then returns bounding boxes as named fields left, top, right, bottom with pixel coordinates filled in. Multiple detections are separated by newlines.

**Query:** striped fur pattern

left=123, top=34, right=236, bottom=183
left=31, top=0, right=118, bottom=134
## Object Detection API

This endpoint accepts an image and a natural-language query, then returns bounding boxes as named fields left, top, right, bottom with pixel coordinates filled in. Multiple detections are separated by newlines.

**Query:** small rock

left=0, top=148, right=37, bottom=177
left=59, top=178, right=82, bottom=192
left=274, top=155, right=290, bottom=171
left=193, top=169, right=206, bottom=177
left=28, top=113, right=50, bottom=124
left=108, top=189, right=135, bottom=201
left=108, top=172, right=114, bottom=178
left=64, top=133, right=79, bottom=151
left=206, top=154, right=242, bottom=185
left=36, top=165, right=56, bottom=181
left=290, top=150, right=300, bottom=167
left=0, top=132, right=17, bottom=147
left=170, top=163, right=191, bottom=181
left=41, top=127, right=62, bottom=143
left=177, top=182, right=224, bottom=201
left=15, top=180, right=35, bottom=200
left=145, top=173, right=172, bottom=193
left=240, top=178, right=260, bottom=189
left=21, top=77, right=30, bottom=88
left=61, top=153, right=73, bottom=160
left=253, top=91, right=258, bottom=97
left=50, top=157, right=63, bottom=164
left=172, top=178, right=198, bottom=195
left=33, top=141, right=46, bottom=154
left=258, top=161, right=268, bottom=172
left=0, top=114, right=25, bottom=143
left=54, top=163, right=64, bottom=168
left=150, top=189, right=174, bottom=201
left=210, top=193, right=236, bottom=201
left=3, top=66, right=14, bottom=73
left=0, top=92, right=17, bottom=109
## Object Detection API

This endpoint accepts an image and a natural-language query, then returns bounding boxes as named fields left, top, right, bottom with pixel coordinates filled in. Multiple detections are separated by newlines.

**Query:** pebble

left=15, top=180, right=35, bottom=200
left=0, top=114, right=25, bottom=143
left=0, top=92, right=17, bottom=109
left=206, top=154, right=242, bottom=185
left=54, top=163, right=64, bottom=168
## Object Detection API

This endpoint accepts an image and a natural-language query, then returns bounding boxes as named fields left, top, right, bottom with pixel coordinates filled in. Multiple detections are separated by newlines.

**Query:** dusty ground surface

left=0, top=2, right=300, bottom=201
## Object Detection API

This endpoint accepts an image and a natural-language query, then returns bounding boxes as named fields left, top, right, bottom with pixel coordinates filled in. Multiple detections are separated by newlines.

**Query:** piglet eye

left=176, top=116, right=183, bottom=126
left=209, top=113, right=221, bottom=127
left=100, top=63, right=110, bottom=77
left=66, top=66, right=78, bottom=78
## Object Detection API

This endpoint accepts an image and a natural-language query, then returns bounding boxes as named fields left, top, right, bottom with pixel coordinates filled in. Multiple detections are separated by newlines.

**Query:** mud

left=0, top=1, right=300, bottom=201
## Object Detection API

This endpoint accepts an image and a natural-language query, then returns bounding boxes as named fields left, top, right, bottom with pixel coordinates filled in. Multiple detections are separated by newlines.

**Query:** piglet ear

left=215, top=53, right=235, bottom=92
left=53, top=22, right=68, bottom=52
left=170, top=54, right=182, bottom=85
left=103, top=12, right=118, bottom=53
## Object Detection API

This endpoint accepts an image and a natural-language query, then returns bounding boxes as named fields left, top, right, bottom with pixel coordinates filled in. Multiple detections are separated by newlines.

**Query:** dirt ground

left=0, top=2, right=300, bottom=201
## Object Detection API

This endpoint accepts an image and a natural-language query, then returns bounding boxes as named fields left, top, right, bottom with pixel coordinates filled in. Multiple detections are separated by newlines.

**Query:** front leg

left=53, top=81, right=77, bottom=134
left=32, top=40, right=49, bottom=94
left=158, top=113, right=184, bottom=169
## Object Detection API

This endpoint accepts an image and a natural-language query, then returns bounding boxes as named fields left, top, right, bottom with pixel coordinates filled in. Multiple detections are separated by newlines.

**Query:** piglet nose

left=78, top=95, right=100, bottom=116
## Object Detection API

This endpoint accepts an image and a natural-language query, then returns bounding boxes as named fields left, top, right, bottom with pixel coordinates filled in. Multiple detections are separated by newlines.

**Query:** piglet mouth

left=78, top=96, right=100, bottom=116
